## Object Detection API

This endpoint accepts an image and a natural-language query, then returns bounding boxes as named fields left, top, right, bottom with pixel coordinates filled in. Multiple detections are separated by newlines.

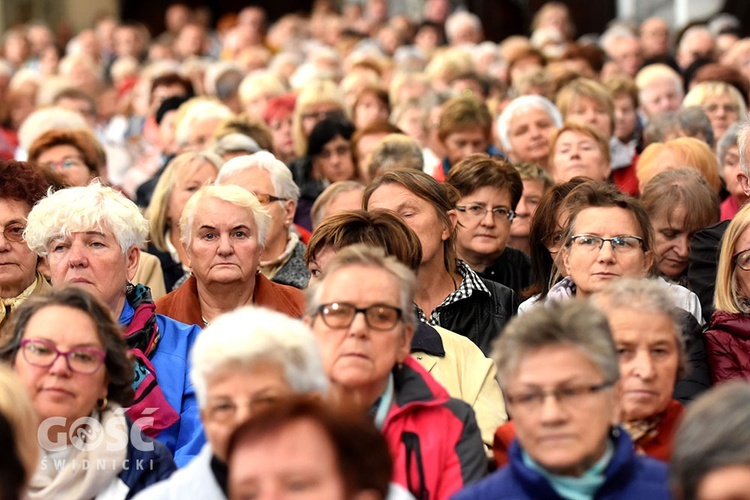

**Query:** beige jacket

left=133, top=251, right=167, bottom=299
left=412, top=325, right=507, bottom=453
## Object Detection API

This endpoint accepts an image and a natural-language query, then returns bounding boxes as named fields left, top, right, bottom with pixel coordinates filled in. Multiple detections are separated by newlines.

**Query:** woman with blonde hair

left=0, top=364, right=38, bottom=499
left=145, top=151, right=224, bottom=290
left=705, top=203, right=750, bottom=383
left=636, top=137, right=722, bottom=193
left=682, top=81, right=746, bottom=144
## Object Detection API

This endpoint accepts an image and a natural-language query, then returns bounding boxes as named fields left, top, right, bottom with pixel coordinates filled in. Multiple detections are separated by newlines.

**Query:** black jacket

left=439, top=278, right=518, bottom=356
left=687, top=220, right=728, bottom=324
left=477, top=247, right=534, bottom=299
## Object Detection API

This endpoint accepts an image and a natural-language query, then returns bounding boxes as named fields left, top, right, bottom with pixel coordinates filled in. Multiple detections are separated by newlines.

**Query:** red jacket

left=385, top=357, right=486, bottom=499
left=155, top=274, right=305, bottom=326
left=705, top=310, right=750, bottom=383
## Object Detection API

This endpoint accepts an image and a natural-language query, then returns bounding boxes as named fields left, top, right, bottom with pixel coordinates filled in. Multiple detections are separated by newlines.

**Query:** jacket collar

left=410, top=322, right=446, bottom=357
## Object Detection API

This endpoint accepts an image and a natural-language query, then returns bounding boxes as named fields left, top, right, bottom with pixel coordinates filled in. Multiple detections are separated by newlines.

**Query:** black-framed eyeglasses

left=455, top=204, right=516, bottom=221
left=20, top=339, right=106, bottom=375
left=569, top=234, right=644, bottom=253
left=505, top=381, right=614, bottom=411
left=316, top=302, right=403, bottom=331
left=2, top=223, right=25, bottom=243
left=253, top=192, right=288, bottom=206
left=734, top=248, right=750, bottom=271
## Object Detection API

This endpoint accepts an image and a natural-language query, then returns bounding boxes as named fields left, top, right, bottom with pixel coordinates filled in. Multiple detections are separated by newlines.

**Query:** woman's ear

left=125, top=247, right=140, bottom=281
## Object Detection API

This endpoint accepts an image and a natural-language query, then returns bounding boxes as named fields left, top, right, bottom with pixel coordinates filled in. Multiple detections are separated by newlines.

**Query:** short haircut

left=634, top=63, right=683, bottom=100
left=563, top=180, right=654, bottom=254
left=366, top=134, right=423, bottom=181
left=715, top=203, right=750, bottom=313
left=292, top=80, right=347, bottom=156
left=739, top=118, right=750, bottom=176
left=305, top=210, right=423, bottom=272
left=0, top=160, right=52, bottom=208
left=306, top=117, right=355, bottom=158
left=438, top=94, right=492, bottom=142
left=305, top=244, right=417, bottom=329
left=174, top=98, right=234, bottom=148
left=227, top=395, right=392, bottom=499
left=350, top=120, right=402, bottom=167
left=238, top=72, right=286, bottom=108
left=497, top=95, right=563, bottom=151
left=150, top=72, right=194, bottom=101
left=670, top=382, right=750, bottom=499
left=190, top=306, right=328, bottom=407
left=0, top=287, right=135, bottom=406
left=717, top=122, right=741, bottom=165
left=637, top=137, right=721, bottom=192
left=363, top=168, right=460, bottom=275
left=555, top=78, right=615, bottom=132
left=641, top=168, right=719, bottom=236
left=549, top=121, right=611, bottom=169
left=25, top=182, right=149, bottom=256
left=213, top=116, right=274, bottom=153
left=592, top=278, right=687, bottom=379
left=682, top=80, right=747, bottom=119
left=145, top=151, right=224, bottom=252
left=52, top=87, right=97, bottom=114
left=179, top=184, right=271, bottom=248
left=217, top=150, right=300, bottom=203
left=643, top=107, right=714, bottom=148
left=605, top=75, right=640, bottom=107
left=28, top=129, right=107, bottom=178
left=514, top=161, right=554, bottom=190
left=492, top=299, right=620, bottom=388
left=310, top=181, right=366, bottom=229
left=446, top=153, right=524, bottom=209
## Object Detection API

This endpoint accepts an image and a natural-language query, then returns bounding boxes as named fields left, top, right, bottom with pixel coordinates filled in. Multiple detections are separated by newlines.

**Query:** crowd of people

left=2, top=0, right=750, bottom=498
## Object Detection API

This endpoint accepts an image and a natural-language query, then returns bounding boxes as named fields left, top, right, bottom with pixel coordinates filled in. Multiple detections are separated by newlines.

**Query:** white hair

left=191, top=306, right=328, bottom=407
left=24, top=181, right=149, bottom=256
left=497, top=95, right=563, bottom=150
left=599, top=24, right=638, bottom=54
left=174, top=99, right=233, bottom=148
left=216, top=151, right=300, bottom=203
left=179, top=184, right=271, bottom=247
left=17, top=106, right=90, bottom=151
left=445, top=11, right=482, bottom=44
left=634, top=63, right=683, bottom=97
left=237, top=71, right=286, bottom=107
left=204, top=61, right=244, bottom=97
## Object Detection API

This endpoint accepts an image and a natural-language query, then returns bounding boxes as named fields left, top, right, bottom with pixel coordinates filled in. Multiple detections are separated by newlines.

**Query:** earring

left=96, top=397, right=108, bottom=411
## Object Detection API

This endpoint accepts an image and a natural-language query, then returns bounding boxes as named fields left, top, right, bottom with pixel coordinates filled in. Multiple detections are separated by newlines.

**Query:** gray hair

left=180, top=184, right=271, bottom=247
left=717, top=122, right=741, bottom=166
left=737, top=118, right=750, bottom=176
left=591, top=278, right=687, bottom=378
left=191, top=305, right=328, bottom=407
left=216, top=151, right=300, bottom=203
left=497, top=95, right=563, bottom=151
left=492, top=300, right=620, bottom=389
left=669, top=382, right=750, bottom=499
left=445, top=11, right=482, bottom=45
left=25, top=181, right=149, bottom=256
left=643, top=107, right=714, bottom=148
left=175, top=99, right=234, bottom=149
left=305, top=244, right=417, bottom=329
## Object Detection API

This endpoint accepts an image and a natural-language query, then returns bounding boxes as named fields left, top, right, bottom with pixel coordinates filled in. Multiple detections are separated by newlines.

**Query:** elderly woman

left=549, top=122, right=612, bottom=184
left=670, top=383, right=750, bottom=499
left=309, top=180, right=365, bottom=229
left=445, top=154, right=533, bottom=297
left=306, top=245, right=486, bottom=498
left=497, top=94, right=562, bottom=171
left=135, top=306, right=328, bottom=498
left=155, top=184, right=304, bottom=326
left=364, top=168, right=517, bottom=355
left=227, top=395, right=393, bottom=500
left=641, top=168, right=720, bottom=283
left=717, top=122, right=746, bottom=220
left=636, top=136, right=722, bottom=194
left=593, top=279, right=687, bottom=461
left=507, top=162, right=553, bottom=255
left=705, top=203, right=750, bottom=383
left=455, top=300, right=670, bottom=499
left=145, top=151, right=224, bottom=291
left=23, top=183, right=204, bottom=466
left=304, top=209, right=507, bottom=451
left=682, top=81, right=746, bottom=144
left=28, top=128, right=106, bottom=187
left=0, top=160, right=52, bottom=330
left=0, top=288, right=176, bottom=497
left=216, top=151, right=310, bottom=289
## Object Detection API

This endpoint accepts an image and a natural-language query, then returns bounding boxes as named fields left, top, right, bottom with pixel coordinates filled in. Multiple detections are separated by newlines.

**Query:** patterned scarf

left=622, top=413, right=664, bottom=452
left=123, top=283, right=180, bottom=436
left=0, top=272, right=41, bottom=324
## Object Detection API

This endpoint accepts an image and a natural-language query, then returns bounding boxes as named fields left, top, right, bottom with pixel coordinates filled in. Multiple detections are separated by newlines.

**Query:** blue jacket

left=452, top=429, right=669, bottom=500
left=119, top=301, right=205, bottom=467
left=119, top=419, right=177, bottom=498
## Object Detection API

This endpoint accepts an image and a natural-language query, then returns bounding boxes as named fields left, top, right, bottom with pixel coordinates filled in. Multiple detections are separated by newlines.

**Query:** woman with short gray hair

left=670, top=382, right=750, bottom=500
left=496, top=94, right=562, bottom=170
left=155, top=184, right=305, bottom=327
left=455, top=300, right=670, bottom=499
left=135, top=306, right=328, bottom=499
left=216, top=151, right=310, bottom=289
left=716, top=122, right=745, bottom=220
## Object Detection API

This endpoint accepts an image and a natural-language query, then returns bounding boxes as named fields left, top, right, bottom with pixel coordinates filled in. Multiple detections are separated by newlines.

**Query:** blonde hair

left=0, top=364, right=39, bottom=489
left=715, top=203, right=750, bottom=313
left=682, top=80, right=747, bottom=117
left=291, top=80, right=347, bottom=156
left=145, top=152, right=224, bottom=252
left=636, top=137, right=721, bottom=193
left=555, top=78, right=615, bottom=134
left=238, top=72, right=287, bottom=108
